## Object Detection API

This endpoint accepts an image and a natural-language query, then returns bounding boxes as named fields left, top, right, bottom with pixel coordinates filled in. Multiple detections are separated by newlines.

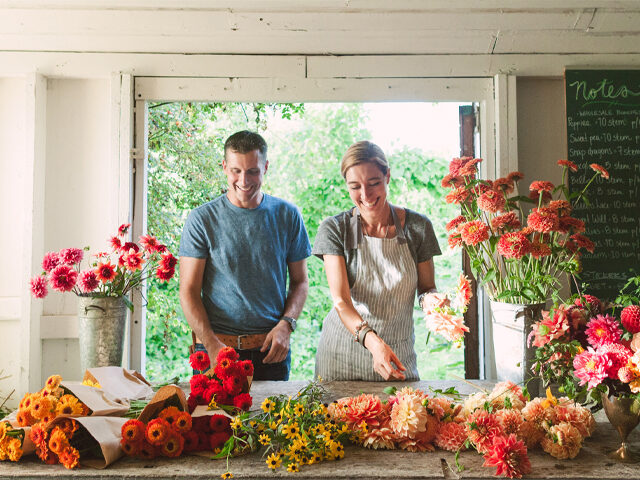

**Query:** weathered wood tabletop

left=1, top=380, right=639, bottom=480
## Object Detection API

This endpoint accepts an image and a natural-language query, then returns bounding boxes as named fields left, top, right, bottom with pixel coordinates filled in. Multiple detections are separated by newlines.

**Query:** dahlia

left=41, top=251, right=61, bottom=272
left=590, top=162, right=610, bottom=179
left=527, top=207, right=559, bottom=233
left=497, top=232, right=531, bottom=259
left=160, top=252, right=178, bottom=271
left=631, top=333, right=640, bottom=353
left=491, top=212, right=521, bottom=231
left=459, top=220, right=489, bottom=246
left=109, top=236, right=122, bottom=251
left=362, top=426, right=396, bottom=450
left=530, top=307, right=570, bottom=348
left=399, top=420, right=438, bottom=452
left=446, top=215, right=467, bottom=232
left=425, top=310, right=469, bottom=342
left=521, top=397, right=553, bottom=425
left=139, top=234, right=160, bottom=252
left=574, top=294, right=602, bottom=315
left=517, top=419, right=545, bottom=448
left=621, top=305, right=640, bottom=334
left=337, top=394, right=387, bottom=428
left=122, top=248, right=145, bottom=271
left=466, top=410, right=501, bottom=454
left=585, top=314, right=622, bottom=348
left=78, top=270, right=99, bottom=293
left=462, top=392, right=488, bottom=416
left=598, top=342, right=632, bottom=378
left=554, top=400, right=595, bottom=438
left=435, top=421, right=467, bottom=452
left=429, top=396, right=461, bottom=422
left=573, top=348, right=611, bottom=389
left=390, top=392, right=428, bottom=438
left=477, top=190, right=506, bottom=213
left=496, top=409, right=524, bottom=436
left=454, top=273, right=473, bottom=309
left=59, top=247, right=83, bottom=265
left=557, top=159, right=578, bottom=172
left=493, top=177, right=515, bottom=194
left=541, top=422, right=583, bottom=459
left=529, top=180, right=554, bottom=193
left=490, top=381, right=526, bottom=409
left=30, top=276, right=48, bottom=299
left=49, top=264, right=78, bottom=292
left=156, top=266, right=175, bottom=282
left=570, top=233, right=595, bottom=253
left=96, top=261, right=117, bottom=282
left=483, top=434, right=532, bottom=479
left=118, top=223, right=131, bottom=236
left=420, top=292, right=450, bottom=313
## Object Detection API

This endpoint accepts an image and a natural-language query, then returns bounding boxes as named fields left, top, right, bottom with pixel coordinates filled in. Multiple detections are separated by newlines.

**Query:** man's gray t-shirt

left=179, top=193, right=311, bottom=335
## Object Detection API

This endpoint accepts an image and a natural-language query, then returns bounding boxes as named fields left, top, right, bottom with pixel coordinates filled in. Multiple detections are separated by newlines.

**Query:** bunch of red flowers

left=187, top=347, right=253, bottom=412
left=30, top=418, right=87, bottom=469
left=120, top=406, right=193, bottom=459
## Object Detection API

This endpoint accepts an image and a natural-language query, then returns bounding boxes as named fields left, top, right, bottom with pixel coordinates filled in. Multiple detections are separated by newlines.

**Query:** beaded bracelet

left=354, top=319, right=370, bottom=343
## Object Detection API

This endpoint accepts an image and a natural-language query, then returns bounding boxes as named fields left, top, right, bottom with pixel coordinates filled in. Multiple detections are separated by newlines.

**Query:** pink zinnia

left=58, top=247, right=83, bottom=265
left=78, top=270, right=99, bottom=293
left=477, top=190, right=506, bottom=213
left=41, top=252, right=60, bottom=272
left=497, top=232, right=531, bottom=259
left=459, top=220, right=489, bottom=246
left=30, top=276, right=48, bottom=298
left=585, top=314, right=622, bottom=348
left=48, top=264, right=77, bottom=292
left=573, top=348, right=611, bottom=389
left=527, top=207, right=559, bottom=233
left=483, top=434, right=532, bottom=479
left=139, top=235, right=160, bottom=252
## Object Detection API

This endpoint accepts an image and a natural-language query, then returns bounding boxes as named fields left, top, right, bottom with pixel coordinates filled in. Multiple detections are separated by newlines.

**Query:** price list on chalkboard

left=565, top=69, right=640, bottom=300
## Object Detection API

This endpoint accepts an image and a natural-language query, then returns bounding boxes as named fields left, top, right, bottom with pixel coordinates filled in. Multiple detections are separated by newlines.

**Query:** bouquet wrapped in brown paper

left=83, top=367, right=153, bottom=402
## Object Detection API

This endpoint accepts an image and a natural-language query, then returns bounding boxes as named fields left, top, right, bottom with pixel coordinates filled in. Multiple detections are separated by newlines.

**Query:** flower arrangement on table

left=442, top=157, right=610, bottom=304
left=29, top=223, right=177, bottom=309
left=531, top=275, right=640, bottom=405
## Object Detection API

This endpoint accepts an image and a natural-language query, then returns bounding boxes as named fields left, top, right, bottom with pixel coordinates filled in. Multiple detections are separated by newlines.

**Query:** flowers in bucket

left=187, top=348, right=253, bottom=413
left=531, top=275, right=640, bottom=405
left=421, top=273, right=472, bottom=343
left=442, top=158, right=609, bottom=304
left=29, top=223, right=177, bottom=309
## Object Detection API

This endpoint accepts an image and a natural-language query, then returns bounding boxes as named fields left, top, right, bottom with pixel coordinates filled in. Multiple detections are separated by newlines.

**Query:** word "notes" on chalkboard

left=565, top=69, right=640, bottom=300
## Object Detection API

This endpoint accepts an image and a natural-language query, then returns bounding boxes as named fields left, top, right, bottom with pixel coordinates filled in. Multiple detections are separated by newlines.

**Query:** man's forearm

left=282, top=279, right=308, bottom=319
left=180, top=291, right=225, bottom=360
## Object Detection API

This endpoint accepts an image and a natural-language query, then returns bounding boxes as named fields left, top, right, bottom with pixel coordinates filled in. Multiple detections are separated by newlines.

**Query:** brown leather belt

left=215, top=332, right=268, bottom=350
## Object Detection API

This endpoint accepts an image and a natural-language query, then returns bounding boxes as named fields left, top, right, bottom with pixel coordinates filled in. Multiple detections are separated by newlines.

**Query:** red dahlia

left=621, top=305, right=640, bottom=334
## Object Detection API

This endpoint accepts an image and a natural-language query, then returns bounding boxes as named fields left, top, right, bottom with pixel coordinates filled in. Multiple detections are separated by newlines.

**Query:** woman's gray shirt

left=312, top=207, right=442, bottom=287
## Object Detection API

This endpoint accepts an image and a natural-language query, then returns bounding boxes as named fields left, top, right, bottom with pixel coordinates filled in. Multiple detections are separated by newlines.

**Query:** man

left=179, top=130, right=311, bottom=380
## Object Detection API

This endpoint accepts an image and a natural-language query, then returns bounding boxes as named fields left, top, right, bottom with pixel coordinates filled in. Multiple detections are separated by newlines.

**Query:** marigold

left=459, top=220, right=489, bottom=246
left=483, top=434, right=532, bottom=479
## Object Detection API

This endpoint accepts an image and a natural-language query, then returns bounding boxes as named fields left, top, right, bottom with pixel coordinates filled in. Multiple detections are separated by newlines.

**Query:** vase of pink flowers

left=30, top=223, right=177, bottom=371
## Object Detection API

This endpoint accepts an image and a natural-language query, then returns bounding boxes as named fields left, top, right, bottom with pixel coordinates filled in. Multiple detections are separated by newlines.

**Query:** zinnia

left=477, top=190, right=506, bottom=213
left=590, top=162, right=610, bottom=179
left=570, top=233, right=595, bottom=253
left=459, top=220, right=489, bottom=246
left=527, top=207, right=559, bottom=233
left=529, top=180, right=554, bottom=193
left=189, top=351, right=210, bottom=371
left=557, top=159, right=578, bottom=172
left=483, top=434, right=532, bottom=479
left=446, top=215, right=466, bottom=232
left=497, top=232, right=531, bottom=259
left=493, top=177, right=514, bottom=194
left=48, top=264, right=77, bottom=292
left=491, top=212, right=521, bottom=231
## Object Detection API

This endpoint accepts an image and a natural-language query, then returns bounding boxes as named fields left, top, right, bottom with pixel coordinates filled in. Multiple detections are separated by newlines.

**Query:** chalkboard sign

left=565, top=69, right=640, bottom=300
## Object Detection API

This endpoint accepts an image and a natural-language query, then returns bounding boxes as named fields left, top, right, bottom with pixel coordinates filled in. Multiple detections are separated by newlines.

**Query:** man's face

left=222, top=149, right=268, bottom=209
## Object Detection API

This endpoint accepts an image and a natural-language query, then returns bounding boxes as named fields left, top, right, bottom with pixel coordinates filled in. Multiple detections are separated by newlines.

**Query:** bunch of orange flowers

left=120, top=406, right=193, bottom=459
left=29, top=418, right=88, bottom=469
left=16, top=375, right=90, bottom=427
left=0, top=421, right=25, bottom=462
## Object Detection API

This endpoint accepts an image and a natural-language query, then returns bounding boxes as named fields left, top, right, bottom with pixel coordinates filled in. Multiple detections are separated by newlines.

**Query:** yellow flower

left=268, top=421, right=278, bottom=430
left=331, top=441, right=345, bottom=459
left=293, top=403, right=305, bottom=416
left=261, top=398, right=275, bottom=413
left=258, top=434, right=270, bottom=446
left=338, top=424, right=349, bottom=434
left=249, top=420, right=256, bottom=428
left=282, top=422, right=300, bottom=439
left=541, top=387, right=558, bottom=409
left=256, top=423, right=265, bottom=433
left=358, top=420, right=368, bottom=433
left=0, top=422, right=8, bottom=442
left=309, top=452, right=322, bottom=464
left=6, top=438, right=23, bottom=462
left=266, top=453, right=281, bottom=470
left=208, top=398, right=219, bottom=410
left=230, top=417, right=242, bottom=430
left=220, top=472, right=233, bottom=479
left=287, top=462, right=300, bottom=473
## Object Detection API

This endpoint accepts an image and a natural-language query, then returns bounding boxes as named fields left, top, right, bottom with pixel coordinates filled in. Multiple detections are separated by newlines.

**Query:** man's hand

left=260, top=320, right=292, bottom=363
left=363, top=333, right=406, bottom=381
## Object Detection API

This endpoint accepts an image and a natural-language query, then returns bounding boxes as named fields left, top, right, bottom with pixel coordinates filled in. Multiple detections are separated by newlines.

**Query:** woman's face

left=344, top=162, right=390, bottom=215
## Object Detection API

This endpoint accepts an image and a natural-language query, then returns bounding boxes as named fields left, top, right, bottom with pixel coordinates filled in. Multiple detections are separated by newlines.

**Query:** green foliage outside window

left=145, top=102, right=464, bottom=383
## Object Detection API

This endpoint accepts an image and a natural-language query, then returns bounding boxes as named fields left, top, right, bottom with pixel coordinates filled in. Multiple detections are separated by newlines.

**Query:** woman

left=313, top=141, right=442, bottom=381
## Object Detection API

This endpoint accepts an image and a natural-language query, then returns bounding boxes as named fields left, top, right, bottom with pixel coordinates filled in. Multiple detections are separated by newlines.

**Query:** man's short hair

left=224, top=130, right=267, bottom=162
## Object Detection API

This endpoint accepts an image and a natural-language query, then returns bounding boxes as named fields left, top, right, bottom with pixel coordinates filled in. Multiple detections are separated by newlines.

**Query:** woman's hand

left=364, top=333, right=406, bottom=380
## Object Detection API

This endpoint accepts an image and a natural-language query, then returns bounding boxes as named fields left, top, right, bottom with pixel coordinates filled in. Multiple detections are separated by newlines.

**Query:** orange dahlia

left=361, top=426, right=396, bottom=450
left=336, top=394, right=387, bottom=428
left=541, top=422, right=583, bottom=459
left=466, top=410, right=501, bottom=454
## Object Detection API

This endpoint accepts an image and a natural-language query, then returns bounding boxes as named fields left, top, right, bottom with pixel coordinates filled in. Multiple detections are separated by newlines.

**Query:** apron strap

left=389, top=204, right=408, bottom=244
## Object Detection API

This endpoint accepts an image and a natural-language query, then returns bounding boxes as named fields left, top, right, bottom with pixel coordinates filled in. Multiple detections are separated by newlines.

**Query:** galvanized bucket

left=490, top=300, right=545, bottom=397
left=77, top=296, right=127, bottom=373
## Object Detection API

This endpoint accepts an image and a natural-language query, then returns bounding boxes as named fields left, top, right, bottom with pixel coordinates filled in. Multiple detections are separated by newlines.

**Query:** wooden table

left=1, top=380, right=639, bottom=479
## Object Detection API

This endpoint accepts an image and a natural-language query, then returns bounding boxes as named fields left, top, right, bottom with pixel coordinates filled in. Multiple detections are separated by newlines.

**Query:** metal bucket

left=77, top=296, right=127, bottom=373
left=490, top=300, right=545, bottom=396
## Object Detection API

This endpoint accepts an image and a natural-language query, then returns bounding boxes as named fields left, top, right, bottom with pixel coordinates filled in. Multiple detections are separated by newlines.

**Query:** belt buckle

left=237, top=334, right=248, bottom=350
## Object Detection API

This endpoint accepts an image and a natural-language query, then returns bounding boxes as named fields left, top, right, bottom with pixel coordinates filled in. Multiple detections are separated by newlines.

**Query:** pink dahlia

left=59, top=247, right=83, bottom=265
left=435, top=422, right=467, bottom=452
left=585, top=314, right=622, bottom=348
left=459, top=220, right=489, bottom=246
left=466, top=410, right=501, bottom=454
left=78, top=270, right=99, bottom=293
left=30, top=276, right=48, bottom=298
left=390, top=392, right=428, bottom=438
left=109, top=236, right=122, bottom=251
left=446, top=215, right=467, bottom=232
left=541, top=422, right=583, bottom=459
left=483, top=434, right=532, bottom=479
left=41, top=252, right=61, bottom=272
left=425, top=310, right=469, bottom=342
left=477, top=190, right=506, bottom=213
left=48, top=264, right=77, bottom=292
left=527, top=207, right=559, bottom=233
left=491, top=212, right=521, bottom=232
left=573, top=348, right=611, bottom=389
left=598, top=343, right=632, bottom=378
left=118, top=223, right=131, bottom=236
left=497, top=232, right=531, bottom=259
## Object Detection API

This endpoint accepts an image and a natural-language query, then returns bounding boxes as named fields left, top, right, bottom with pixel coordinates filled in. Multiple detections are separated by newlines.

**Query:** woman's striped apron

left=315, top=207, right=419, bottom=381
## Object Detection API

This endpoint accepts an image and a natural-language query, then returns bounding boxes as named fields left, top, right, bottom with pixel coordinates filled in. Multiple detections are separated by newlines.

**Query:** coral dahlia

left=435, top=421, right=467, bottom=452
left=466, top=410, right=501, bottom=454
left=541, top=422, right=583, bottom=459
left=390, top=392, right=428, bottom=438
left=483, top=434, right=532, bottom=479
